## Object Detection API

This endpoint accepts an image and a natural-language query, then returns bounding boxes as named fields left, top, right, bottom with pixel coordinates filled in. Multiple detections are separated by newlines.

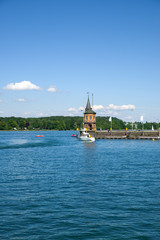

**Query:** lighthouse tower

left=84, top=97, right=96, bottom=131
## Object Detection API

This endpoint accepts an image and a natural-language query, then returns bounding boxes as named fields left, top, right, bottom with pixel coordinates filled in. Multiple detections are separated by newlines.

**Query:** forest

left=0, top=116, right=159, bottom=131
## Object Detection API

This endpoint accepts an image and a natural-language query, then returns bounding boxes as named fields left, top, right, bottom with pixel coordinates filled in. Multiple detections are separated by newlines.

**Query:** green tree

left=19, top=119, right=26, bottom=129
left=0, top=121, right=7, bottom=130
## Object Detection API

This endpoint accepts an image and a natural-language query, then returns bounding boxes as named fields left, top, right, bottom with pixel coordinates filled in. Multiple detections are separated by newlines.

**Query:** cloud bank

left=68, top=107, right=77, bottom=112
left=92, top=105, right=104, bottom=110
left=92, top=104, right=135, bottom=111
left=3, top=81, right=41, bottom=90
left=106, top=104, right=135, bottom=110
left=67, top=103, right=136, bottom=115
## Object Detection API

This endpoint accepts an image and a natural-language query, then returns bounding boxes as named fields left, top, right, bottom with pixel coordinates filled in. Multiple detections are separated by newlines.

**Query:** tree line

left=0, top=116, right=159, bottom=131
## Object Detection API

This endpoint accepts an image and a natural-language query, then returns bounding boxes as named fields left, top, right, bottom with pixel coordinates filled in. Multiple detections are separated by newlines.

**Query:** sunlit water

left=0, top=131, right=160, bottom=240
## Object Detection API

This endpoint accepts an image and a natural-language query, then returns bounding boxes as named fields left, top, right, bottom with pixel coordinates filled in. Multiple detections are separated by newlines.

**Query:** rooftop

left=84, top=97, right=96, bottom=114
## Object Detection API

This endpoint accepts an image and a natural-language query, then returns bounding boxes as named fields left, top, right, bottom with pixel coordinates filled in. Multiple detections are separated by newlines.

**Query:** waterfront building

left=84, top=97, right=96, bottom=130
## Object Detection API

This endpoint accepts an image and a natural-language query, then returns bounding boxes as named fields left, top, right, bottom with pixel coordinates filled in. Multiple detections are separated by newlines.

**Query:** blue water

left=0, top=131, right=160, bottom=240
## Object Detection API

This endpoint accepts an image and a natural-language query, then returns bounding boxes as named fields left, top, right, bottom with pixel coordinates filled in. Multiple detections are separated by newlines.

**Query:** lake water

left=0, top=131, right=160, bottom=240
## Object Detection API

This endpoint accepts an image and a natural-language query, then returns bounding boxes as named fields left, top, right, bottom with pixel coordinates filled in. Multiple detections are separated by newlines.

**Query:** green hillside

left=0, top=116, right=159, bottom=131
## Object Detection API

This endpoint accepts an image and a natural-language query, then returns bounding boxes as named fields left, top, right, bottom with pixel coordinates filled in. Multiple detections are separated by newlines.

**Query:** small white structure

left=79, top=128, right=95, bottom=142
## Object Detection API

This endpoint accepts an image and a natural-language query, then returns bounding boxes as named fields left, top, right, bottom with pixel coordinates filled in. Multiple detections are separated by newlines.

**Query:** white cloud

left=3, top=81, right=41, bottom=90
left=47, top=86, right=57, bottom=92
left=18, top=98, right=26, bottom=102
left=68, top=107, right=77, bottom=112
left=93, top=105, right=104, bottom=110
left=67, top=107, right=84, bottom=115
left=67, top=103, right=135, bottom=117
left=0, top=111, right=4, bottom=114
left=106, top=104, right=135, bottom=110
left=90, top=104, right=135, bottom=112
left=79, top=107, right=84, bottom=111
left=68, top=107, right=85, bottom=113
left=0, top=100, right=2, bottom=103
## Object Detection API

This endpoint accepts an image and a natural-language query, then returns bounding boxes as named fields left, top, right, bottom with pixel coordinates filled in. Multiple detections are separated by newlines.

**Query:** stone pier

left=87, top=130, right=160, bottom=140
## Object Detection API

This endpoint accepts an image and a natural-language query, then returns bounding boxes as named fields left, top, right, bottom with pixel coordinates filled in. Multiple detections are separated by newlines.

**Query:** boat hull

left=79, top=136, right=95, bottom=142
left=79, top=128, right=95, bottom=142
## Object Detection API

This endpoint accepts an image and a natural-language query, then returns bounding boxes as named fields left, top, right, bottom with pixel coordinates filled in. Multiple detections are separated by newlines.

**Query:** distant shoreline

left=0, top=116, right=159, bottom=131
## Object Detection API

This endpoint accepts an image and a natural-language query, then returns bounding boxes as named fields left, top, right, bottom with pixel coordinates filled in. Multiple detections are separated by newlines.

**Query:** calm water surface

left=0, top=131, right=160, bottom=240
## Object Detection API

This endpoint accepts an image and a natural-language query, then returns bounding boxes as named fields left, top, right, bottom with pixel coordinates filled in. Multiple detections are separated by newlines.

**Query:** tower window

left=86, top=116, right=88, bottom=121
left=90, top=116, right=92, bottom=121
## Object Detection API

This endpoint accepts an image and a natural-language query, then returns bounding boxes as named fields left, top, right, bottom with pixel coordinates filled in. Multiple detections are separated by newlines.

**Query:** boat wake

left=0, top=139, right=61, bottom=150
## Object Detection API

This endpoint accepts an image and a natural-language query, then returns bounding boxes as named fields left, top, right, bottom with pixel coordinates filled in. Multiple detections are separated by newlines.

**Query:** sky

left=0, top=0, right=160, bottom=122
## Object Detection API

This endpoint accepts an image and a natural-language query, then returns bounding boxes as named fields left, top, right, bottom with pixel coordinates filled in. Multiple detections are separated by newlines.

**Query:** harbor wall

left=87, top=129, right=160, bottom=139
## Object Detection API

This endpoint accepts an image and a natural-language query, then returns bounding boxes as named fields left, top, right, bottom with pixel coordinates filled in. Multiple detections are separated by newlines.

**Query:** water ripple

left=0, top=132, right=160, bottom=239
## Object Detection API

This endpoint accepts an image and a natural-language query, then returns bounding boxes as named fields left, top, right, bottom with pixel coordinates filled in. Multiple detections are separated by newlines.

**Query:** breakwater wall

left=88, top=129, right=160, bottom=140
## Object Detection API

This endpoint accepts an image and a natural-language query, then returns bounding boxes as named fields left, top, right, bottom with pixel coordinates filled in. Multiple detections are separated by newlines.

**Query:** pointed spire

left=84, top=96, right=96, bottom=114
left=85, top=97, right=91, bottom=110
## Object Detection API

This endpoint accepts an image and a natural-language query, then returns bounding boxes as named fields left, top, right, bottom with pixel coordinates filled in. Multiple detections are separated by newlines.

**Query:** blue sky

left=0, top=0, right=160, bottom=122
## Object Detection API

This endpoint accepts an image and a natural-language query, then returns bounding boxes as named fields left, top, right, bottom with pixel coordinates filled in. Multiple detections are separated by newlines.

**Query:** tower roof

left=86, top=97, right=91, bottom=110
left=84, top=97, right=96, bottom=114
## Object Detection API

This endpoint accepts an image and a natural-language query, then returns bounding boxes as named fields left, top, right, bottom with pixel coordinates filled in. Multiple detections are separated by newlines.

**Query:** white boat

left=79, top=128, right=95, bottom=142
